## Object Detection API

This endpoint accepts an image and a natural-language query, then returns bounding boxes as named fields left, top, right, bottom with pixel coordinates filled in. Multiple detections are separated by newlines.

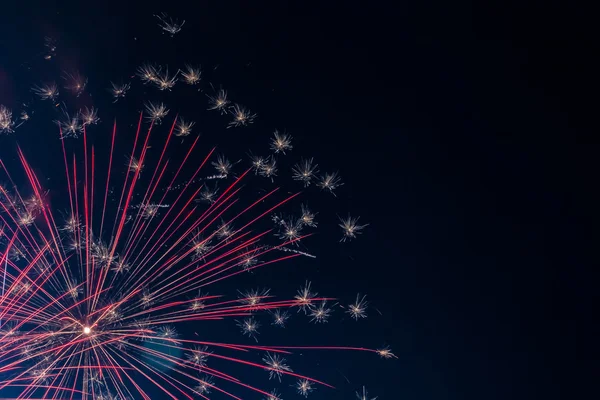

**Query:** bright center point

left=83, top=326, right=91, bottom=335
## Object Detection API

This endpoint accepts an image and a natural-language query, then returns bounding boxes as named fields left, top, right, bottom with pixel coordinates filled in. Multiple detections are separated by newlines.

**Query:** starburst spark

left=339, top=214, right=369, bottom=241
left=137, top=63, right=160, bottom=84
left=190, top=235, right=213, bottom=261
left=127, top=156, right=143, bottom=173
left=174, top=117, right=195, bottom=137
left=270, top=130, right=293, bottom=154
left=377, top=346, right=398, bottom=359
left=295, top=281, right=317, bottom=313
left=189, top=291, right=209, bottom=311
left=32, top=82, right=59, bottom=101
left=109, top=82, right=130, bottom=102
left=263, top=353, right=293, bottom=382
left=186, top=345, right=211, bottom=369
left=20, top=109, right=31, bottom=123
left=292, top=158, right=319, bottom=187
left=296, top=379, right=315, bottom=398
left=207, top=89, right=230, bottom=113
left=56, top=113, right=82, bottom=139
left=239, top=288, right=271, bottom=308
left=271, top=309, right=290, bottom=327
left=0, top=46, right=393, bottom=400
left=260, top=156, right=278, bottom=179
left=153, top=67, right=178, bottom=91
left=181, top=64, right=201, bottom=85
left=194, top=375, right=214, bottom=395
left=237, top=317, right=260, bottom=341
left=144, top=101, right=169, bottom=123
left=276, top=216, right=303, bottom=244
left=240, top=246, right=260, bottom=271
left=112, top=260, right=131, bottom=274
left=249, top=153, right=266, bottom=173
left=79, top=106, right=100, bottom=126
left=309, top=300, right=333, bottom=323
left=155, top=13, right=185, bottom=36
left=62, top=71, right=88, bottom=97
left=196, top=184, right=218, bottom=204
left=17, top=211, right=36, bottom=227
left=300, top=204, right=318, bottom=227
left=317, top=171, right=343, bottom=195
left=141, top=203, right=161, bottom=219
left=211, top=154, right=233, bottom=176
left=348, top=294, right=369, bottom=320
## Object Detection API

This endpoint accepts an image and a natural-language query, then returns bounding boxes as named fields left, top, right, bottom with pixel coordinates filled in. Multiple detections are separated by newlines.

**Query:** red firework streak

left=0, top=114, right=388, bottom=400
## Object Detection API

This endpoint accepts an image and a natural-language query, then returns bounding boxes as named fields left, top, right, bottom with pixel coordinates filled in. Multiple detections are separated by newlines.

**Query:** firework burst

left=0, top=120, right=389, bottom=398
left=0, top=23, right=391, bottom=400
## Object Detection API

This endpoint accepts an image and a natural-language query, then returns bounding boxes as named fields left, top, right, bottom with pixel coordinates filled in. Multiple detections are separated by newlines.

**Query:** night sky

left=1, top=1, right=596, bottom=399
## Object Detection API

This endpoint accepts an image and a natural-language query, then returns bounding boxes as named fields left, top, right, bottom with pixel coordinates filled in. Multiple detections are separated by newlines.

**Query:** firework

left=1, top=122, right=387, bottom=397
left=180, top=65, right=202, bottom=86
left=292, top=158, right=319, bottom=187
left=0, top=26, right=390, bottom=400
left=270, top=130, right=293, bottom=155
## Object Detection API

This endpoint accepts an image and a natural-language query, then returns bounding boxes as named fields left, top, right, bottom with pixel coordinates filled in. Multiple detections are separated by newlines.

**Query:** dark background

left=1, top=1, right=596, bottom=399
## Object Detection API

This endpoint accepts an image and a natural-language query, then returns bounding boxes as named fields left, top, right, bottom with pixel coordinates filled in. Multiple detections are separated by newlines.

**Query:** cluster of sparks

left=4, top=89, right=366, bottom=242
left=0, top=15, right=392, bottom=399
left=0, top=121, right=391, bottom=398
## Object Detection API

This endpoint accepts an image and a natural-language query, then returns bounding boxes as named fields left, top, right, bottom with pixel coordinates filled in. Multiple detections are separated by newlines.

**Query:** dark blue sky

left=1, top=1, right=595, bottom=399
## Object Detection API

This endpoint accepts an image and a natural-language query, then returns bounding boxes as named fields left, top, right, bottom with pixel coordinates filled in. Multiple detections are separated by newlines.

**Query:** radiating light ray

left=0, top=45, right=392, bottom=397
